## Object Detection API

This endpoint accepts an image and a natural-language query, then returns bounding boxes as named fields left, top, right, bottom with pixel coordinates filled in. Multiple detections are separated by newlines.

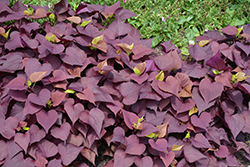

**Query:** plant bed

left=1, top=0, right=250, bottom=167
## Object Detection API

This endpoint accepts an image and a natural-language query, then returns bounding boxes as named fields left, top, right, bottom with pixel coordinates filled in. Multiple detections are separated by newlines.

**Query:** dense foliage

left=1, top=0, right=250, bottom=166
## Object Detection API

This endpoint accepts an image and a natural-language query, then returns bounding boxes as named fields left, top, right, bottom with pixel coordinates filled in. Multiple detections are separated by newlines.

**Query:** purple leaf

left=61, top=46, right=86, bottom=66
left=4, top=76, right=28, bottom=90
left=191, top=112, right=212, bottom=130
left=22, top=100, right=43, bottom=118
left=206, top=51, right=227, bottom=71
left=199, top=78, right=224, bottom=104
left=224, top=112, right=245, bottom=138
left=108, top=18, right=131, bottom=37
left=1, top=117, right=19, bottom=139
left=158, top=76, right=181, bottom=98
left=122, top=109, right=140, bottom=130
left=168, top=118, right=187, bottom=133
left=221, top=26, right=238, bottom=35
left=67, top=133, right=84, bottom=146
left=236, top=41, right=250, bottom=56
left=183, top=144, right=207, bottom=163
left=159, top=151, right=175, bottom=167
left=37, top=139, right=58, bottom=158
left=36, top=110, right=58, bottom=133
left=192, top=87, right=215, bottom=112
left=191, top=133, right=212, bottom=148
left=0, top=53, right=23, bottom=73
left=189, top=43, right=209, bottom=61
left=64, top=98, right=84, bottom=124
left=6, top=140, right=22, bottom=159
left=120, top=81, right=141, bottom=105
left=170, top=96, right=195, bottom=113
left=214, top=145, right=228, bottom=158
left=0, top=140, right=8, bottom=161
left=111, top=127, right=127, bottom=145
left=47, top=159, right=62, bottom=167
left=14, top=132, right=30, bottom=153
left=136, top=122, right=159, bottom=137
left=132, top=44, right=154, bottom=60
left=134, top=156, right=153, bottom=167
left=149, top=138, right=168, bottom=153
left=28, top=88, right=51, bottom=107
left=51, top=122, right=71, bottom=141
left=5, top=33, right=23, bottom=50
left=25, top=58, right=52, bottom=81
left=79, top=108, right=104, bottom=138
left=29, top=124, right=46, bottom=144
left=215, top=71, right=232, bottom=88
left=114, top=148, right=134, bottom=167
left=58, top=143, right=84, bottom=166
left=125, top=135, right=146, bottom=155
left=35, top=154, right=48, bottom=167
left=92, top=85, right=115, bottom=103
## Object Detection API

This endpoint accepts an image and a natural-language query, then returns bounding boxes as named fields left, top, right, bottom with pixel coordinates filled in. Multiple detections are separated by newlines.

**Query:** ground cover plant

left=1, top=0, right=250, bottom=166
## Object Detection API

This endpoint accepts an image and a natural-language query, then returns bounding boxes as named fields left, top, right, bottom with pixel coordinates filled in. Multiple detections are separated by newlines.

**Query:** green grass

left=18, top=0, right=250, bottom=50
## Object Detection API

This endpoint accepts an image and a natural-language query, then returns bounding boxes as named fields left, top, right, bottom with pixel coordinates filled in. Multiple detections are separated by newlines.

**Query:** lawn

left=20, top=0, right=250, bottom=53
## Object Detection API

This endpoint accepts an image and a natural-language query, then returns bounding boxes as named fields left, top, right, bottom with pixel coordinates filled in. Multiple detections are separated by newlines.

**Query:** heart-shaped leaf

left=36, top=110, right=58, bottom=133
left=29, top=124, right=46, bottom=144
left=58, top=143, right=84, bottom=166
left=64, top=99, right=84, bottom=124
left=37, top=139, right=58, bottom=158
left=125, top=135, right=146, bottom=155
left=79, top=108, right=104, bottom=138
left=199, top=78, right=224, bottom=104
left=51, top=122, right=71, bottom=141
left=30, top=71, right=47, bottom=83
left=4, top=77, right=28, bottom=90
left=28, top=89, right=51, bottom=107
left=120, top=82, right=141, bottom=105
left=14, top=132, right=30, bottom=153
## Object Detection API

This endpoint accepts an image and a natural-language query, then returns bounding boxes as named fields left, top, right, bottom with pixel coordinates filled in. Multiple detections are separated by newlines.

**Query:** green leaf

left=152, top=35, right=163, bottom=48
left=181, top=47, right=189, bottom=56
left=22, top=127, right=29, bottom=131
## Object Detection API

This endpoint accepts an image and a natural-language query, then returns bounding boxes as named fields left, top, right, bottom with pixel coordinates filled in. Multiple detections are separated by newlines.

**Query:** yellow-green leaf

left=133, top=68, right=140, bottom=76
left=1, top=28, right=11, bottom=39
left=172, top=144, right=184, bottom=151
left=155, top=71, right=164, bottom=81
left=49, top=13, right=56, bottom=21
left=212, top=69, right=222, bottom=75
left=23, top=9, right=34, bottom=16
left=138, top=116, right=144, bottom=123
left=199, top=39, right=211, bottom=47
left=146, top=132, right=159, bottom=139
left=64, top=89, right=75, bottom=94
left=185, top=132, right=190, bottom=139
left=92, top=34, right=104, bottom=45
left=45, top=34, right=56, bottom=43
left=27, top=80, right=32, bottom=88
left=235, top=72, right=249, bottom=82
left=189, top=106, right=198, bottom=116
left=237, top=26, right=243, bottom=36
left=80, top=20, right=91, bottom=27
left=22, top=127, right=30, bottom=131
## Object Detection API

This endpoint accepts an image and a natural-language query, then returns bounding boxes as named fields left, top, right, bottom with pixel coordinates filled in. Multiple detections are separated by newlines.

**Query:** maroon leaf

left=58, top=143, right=84, bottom=166
left=221, top=26, right=238, bottom=35
left=108, top=18, right=131, bottom=37
left=149, top=138, right=168, bottom=153
left=35, top=154, right=48, bottom=167
left=47, top=159, right=62, bottom=167
left=206, top=51, right=227, bottom=71
left=67, top=133, right=84, bottom=146
left=80, top=147, right=96, bottom=166
left=183, top=144, right=206, bottom=163
left=76, top=88, right=95, bottom=104
left=111, top=127, right=127, bottom=145
left=199, top=78, right=224, bottom=104
left=224, top=112, right=245, bottom=138
left=191, top=133, right=212, bottom=148
left=120, top=81, right=141, bottom=105
left=158, top=76, right=181, bottom=98
left=22, top=100, right=43, bottom=118
left=191, top=112, right=212, bottom=130
left=125, top=135, right=146, bottom=155
left=134, top=156, right=153, bottom=167
left=2, top=117, right=19, bottom=139
left=28, top=88, right=51, bottom=107
left=159, top=151, right=175, bottom=167
left=92, top=85, right=115, bottom=103
left=64, top=98, right=84, bottom=124
left=36, top=110, right=58, bottom=133
left=51, top=122, right=71, bottom=141
left=132, top=44, right=154, bottom=60
left=0, top=140, right=8, bottom=161
left=79, top=108, right=105, bottom=138
left=114, top=148, right=134, bottom=167
left=29, top=124, right=46, bottom=144
left=51, top=90, right=66, bottom=107
left=214, top=145, right=229, bottom=158
left=37, top=139, right=58, bottom=158
left=14, top=132, right=30, bottom=153
left=4, top=76, right=28, bottom=90
left=122, top=109, right=140, bottom=130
